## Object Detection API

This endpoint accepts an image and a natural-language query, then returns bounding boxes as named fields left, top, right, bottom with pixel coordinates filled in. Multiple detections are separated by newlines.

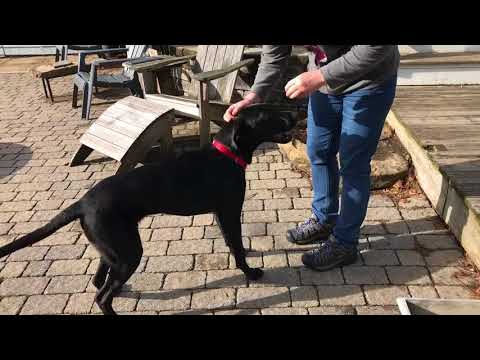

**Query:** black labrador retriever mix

left=0, top=103, right=299, bottom=315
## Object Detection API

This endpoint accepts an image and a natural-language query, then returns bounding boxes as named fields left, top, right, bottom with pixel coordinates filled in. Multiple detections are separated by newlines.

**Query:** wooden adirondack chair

left=124, top=45, right=255, bottom=146
left=72, top=45, right=152, bottom=120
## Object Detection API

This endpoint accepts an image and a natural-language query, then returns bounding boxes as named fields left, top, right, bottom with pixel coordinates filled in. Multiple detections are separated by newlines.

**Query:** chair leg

left=199, top=115, right=211, bottom=147
left=72, top=84, right=78, bottom=108
left=46, top=79, right=54, bottom=103
left=70, top=144, right=94, bottom=167
left=137, top=83, right=144, bottom=99
left=81, top=84, right=89, bottom=119
left=129, top=81, right=144, bottom=99
left=41, top=78, right=49, bottom=99
left=62, top=46, right=68, bottom=61
left=85, top=82, right=94, bottom=120
left=198, top=82, right=210, bottom=147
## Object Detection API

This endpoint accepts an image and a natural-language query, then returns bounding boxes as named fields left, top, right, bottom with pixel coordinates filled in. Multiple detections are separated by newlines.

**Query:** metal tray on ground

left=397, top=297, right=480, bottom=315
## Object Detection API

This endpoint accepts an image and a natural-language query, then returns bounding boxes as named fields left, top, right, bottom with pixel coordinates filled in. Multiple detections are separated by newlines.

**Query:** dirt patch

left=455, top=257, right=480, bottom=299
left=285, top=123, right=410, bottom=190
left=377, top=167, right=423, bottom=205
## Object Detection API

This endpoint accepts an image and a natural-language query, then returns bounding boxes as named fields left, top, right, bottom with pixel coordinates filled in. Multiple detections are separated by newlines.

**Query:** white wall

left=3, top=45, right=480, bottom=57
left=399, top=45, right=480, bottom=55
left=1, top=45, right=58, bottom=56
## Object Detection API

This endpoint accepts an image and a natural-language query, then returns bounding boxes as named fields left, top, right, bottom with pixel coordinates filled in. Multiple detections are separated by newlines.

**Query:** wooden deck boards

left=393, top=86, right=480, bottom=202
left=389, top=85, right=480, bottom=268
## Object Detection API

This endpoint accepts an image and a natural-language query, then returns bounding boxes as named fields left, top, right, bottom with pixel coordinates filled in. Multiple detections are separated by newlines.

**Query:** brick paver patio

left=0, top=72, right=477, bottom=315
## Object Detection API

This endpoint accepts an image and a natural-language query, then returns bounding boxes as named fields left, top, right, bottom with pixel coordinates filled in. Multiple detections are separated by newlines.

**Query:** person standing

left=224, top=45, right=400, bottom=271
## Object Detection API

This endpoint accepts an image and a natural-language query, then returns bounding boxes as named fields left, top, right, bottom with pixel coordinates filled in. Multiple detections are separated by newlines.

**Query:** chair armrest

left=92, top=57, right=132, bottom=69
left=78, top=48, right=128, bottom=72
left=124, top=55, right=196, bottom=73
left=88, top=57, right=132, bottom=82
left=191, top=58, right=255, bottom=83
left=126, top=55, right=171, bottom=66
left=79, top=47, right=128, bottom=56
left=89, top=55, right=153, bottom=77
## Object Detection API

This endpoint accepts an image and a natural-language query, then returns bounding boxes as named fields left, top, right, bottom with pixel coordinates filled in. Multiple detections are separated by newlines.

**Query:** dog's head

left=234, top=103, right=299, bottom=144
left=215, top=103, right=300, bottom=164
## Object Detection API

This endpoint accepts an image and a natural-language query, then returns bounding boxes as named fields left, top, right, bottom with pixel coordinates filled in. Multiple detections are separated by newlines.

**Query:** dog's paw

left=246, top=268, right=264, bottom=281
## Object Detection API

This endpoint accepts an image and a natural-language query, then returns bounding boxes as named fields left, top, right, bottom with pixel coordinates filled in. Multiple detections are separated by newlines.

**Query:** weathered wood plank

left=80, top=133, right=126, bottom=161
left=87, top=123, right=135, bottom=149
left=219, top=46, right=245, bottom=103
left=389, top=85, right=480, bottom=269
left=401, top=117, right=474, bottom=125
left=145, top=94, right=200, bottom=118
left=210, top=45, right=227, bottom=99
left=74, top=96, right=173, bottom=165
left=95, top=116, right=147, bottom=138
left=393, top=110, right=480, bottom=117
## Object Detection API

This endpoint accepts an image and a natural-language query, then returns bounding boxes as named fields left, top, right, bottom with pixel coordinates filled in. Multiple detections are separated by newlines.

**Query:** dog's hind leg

left=97, top=260, right=141, bottom=315
left=92, top=257, right=110, bottom=290
left=79, top=218, right=111, bottom=290
left=81, top=215, right=143, bottom=315
left=96, top=228, right=143, bottom=315
left=95, top=272, right=117, bottom=315
left=215, top=209, right=263, bottom=281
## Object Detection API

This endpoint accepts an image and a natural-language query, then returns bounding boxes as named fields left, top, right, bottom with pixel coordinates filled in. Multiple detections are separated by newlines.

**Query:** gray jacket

left=251, top=45, right=400, bottom=99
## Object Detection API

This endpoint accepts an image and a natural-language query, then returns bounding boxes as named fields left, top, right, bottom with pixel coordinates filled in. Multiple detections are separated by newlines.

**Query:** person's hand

left=223, top=92, right=260, bottom=122
left=285, top=70, right=326, bottom=99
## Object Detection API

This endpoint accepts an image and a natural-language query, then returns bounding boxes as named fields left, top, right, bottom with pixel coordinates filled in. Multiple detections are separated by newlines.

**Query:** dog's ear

left=230, top=113, right=257, bottom=164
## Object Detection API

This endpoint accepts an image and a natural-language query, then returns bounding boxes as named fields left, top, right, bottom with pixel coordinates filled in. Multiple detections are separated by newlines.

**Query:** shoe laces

left=312, top=238, right=334, bottom=258
left=298, top=216, right=318, bottom=234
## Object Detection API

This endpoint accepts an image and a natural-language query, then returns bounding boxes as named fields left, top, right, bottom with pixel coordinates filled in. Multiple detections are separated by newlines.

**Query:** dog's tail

left=0, top=201, right=82, bottom=259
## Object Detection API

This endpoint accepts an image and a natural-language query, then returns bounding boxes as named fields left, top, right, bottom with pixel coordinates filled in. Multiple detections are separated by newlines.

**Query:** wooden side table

left=32, top=63, right=78, bottom=103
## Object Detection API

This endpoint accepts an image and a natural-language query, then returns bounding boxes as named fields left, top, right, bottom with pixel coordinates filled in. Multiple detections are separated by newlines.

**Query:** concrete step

left=399, top=52, right=480, bottom=85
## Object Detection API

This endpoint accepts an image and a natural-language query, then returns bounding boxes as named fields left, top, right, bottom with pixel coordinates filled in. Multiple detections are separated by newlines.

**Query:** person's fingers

left=224, top=101, right=246, bottom=122
left=287, top=89, right=303, bottom=99
left=224, top=97, right=256, bottom=122
left=231, top=104, right=242, bottom=116
left=224, top=105, right=236, bottom=122
left=285, top=83, right=301, bottom=98
left=285, top=78, right=297, bottom=92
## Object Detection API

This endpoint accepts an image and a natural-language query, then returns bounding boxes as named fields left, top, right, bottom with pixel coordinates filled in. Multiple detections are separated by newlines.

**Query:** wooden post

left=198, top=81, right=210, bottom=147
left=138, top=72, right=158, bottom=95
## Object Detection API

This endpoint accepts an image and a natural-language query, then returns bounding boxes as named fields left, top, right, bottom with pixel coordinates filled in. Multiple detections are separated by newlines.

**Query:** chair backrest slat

left=125, top=45, right=149, bottom=78
left=189, top=45, right=245, bottom=102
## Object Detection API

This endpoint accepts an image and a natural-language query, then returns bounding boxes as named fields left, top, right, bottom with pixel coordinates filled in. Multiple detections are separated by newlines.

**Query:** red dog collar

left=212, top=139, right=247, bottom=170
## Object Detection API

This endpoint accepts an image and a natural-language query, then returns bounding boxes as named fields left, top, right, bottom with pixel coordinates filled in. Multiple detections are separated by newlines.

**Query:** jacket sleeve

left=320, top=45, right=396, bottom=91
left=250, top=45, right=292, bottom=100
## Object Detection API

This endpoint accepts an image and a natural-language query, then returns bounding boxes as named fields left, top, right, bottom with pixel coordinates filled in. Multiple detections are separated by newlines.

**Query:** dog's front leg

left=215, top=209, right=263, bottom=281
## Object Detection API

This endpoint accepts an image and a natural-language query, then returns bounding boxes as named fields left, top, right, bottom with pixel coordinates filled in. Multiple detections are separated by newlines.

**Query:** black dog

left=0, top=103, right=298, bottom=315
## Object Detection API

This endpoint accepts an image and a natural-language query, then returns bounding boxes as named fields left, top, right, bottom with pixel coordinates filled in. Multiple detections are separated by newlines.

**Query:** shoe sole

left=302, top=253, right=358, bottom=272
left=286, top=230, right=331, bottom=245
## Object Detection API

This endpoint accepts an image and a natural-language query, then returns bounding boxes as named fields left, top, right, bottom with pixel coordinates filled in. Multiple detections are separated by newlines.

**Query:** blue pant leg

left=334, top=77, right=397, bottom=246
left=307, top=91, right=343, bottom=225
